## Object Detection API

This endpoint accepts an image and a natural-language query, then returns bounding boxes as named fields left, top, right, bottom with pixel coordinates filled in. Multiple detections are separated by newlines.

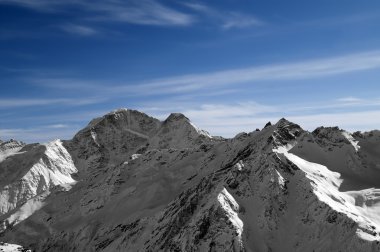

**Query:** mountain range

left=0, top=108, right=380, bottom=252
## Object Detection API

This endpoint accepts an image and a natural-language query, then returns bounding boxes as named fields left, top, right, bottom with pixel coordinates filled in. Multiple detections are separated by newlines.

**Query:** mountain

left=0, top=109, right=379, bottom=252
left=0, top=139, right=25, bottom=163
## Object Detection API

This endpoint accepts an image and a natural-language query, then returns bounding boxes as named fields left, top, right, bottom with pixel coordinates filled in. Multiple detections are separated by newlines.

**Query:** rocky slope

left=0, top=109, right=379, bottom=252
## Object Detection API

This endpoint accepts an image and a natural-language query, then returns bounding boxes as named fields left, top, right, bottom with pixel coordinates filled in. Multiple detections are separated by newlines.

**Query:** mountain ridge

left=0, top=109, right=380, bottom=251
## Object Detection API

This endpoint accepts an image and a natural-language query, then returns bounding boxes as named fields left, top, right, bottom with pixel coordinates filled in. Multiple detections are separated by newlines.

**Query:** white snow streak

left=217, top=188, right=244, bottom=236
left=342, top=131, right=360, bottom=152
left=189, top=121, right=212, bottom=138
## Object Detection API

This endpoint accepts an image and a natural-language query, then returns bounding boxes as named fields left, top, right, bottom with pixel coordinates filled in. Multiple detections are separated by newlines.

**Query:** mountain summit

left=1, top=109, right=380, bottom=252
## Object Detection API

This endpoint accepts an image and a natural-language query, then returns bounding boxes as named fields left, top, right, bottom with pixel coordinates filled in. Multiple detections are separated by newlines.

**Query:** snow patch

left=90, top=130, right=100, bottom=147
left=275, top=170, right=286, bottom=188
left=41, top=140, right=78, bottom=185
left=110, top=108, right=128, bottom=114
left=234, top=160, right=244, bottom=171
left=217, top=188, right=244, bottom=239
left=0, top=242, right=30, bottom=252
left=131, top=154, right=141, bottom=160
left=342, top=131, right=360, bottom=152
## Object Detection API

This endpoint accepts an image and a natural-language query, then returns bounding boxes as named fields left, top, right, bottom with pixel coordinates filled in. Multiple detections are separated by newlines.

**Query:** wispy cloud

left=124, top=50, right=380, bottom=95
left=46, top=124, right=69, bottom=129
left=222, top=13, right=262, bottom=29
left=29, top=50, right=380, bottom=97
left=59, top=24, right=98, bottom=36
left=0, top=97, right=103, bottom=109
left=183, top=3, right=262, bottom=29
left=99, top=0, right=194, bottom=26
left=336, top=96, right=363, bottom=103
left=0, top=0, right=194, bottom=27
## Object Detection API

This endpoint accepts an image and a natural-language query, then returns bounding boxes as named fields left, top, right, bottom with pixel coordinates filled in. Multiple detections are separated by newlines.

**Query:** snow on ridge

left=41, top=139, right=78, bottom=185
left=110, top=108, right=129, bottom=114
left=189, top=121, right=212, bottom=138
left=217, top=188, right=244, bottom=245
left=274, top=145, right=380, bottom=241
left=342, top=131, right=361, bottom=152
left=274, top=170, right=286, bottom=189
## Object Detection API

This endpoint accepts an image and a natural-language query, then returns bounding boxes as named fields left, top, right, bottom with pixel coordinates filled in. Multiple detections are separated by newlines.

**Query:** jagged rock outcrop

left=0, top=109, right=380, bottom=252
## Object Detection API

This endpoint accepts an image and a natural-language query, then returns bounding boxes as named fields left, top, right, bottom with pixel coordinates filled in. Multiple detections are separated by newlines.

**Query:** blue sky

left=1, top=0, right=380, bottom=142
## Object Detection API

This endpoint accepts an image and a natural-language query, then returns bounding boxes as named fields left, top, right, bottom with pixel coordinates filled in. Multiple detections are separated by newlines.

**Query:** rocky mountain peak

left=164, top=112, right=189, bottom=123
left=263, top=121, right=272, bottom=128
left=312, top=126, right=340, bottom=136
left=163, top=112, right=211, bottom=138
left=311, top=126, right=352, bottom=147
left=269, top=118, right=303, bottom=146
left=84, top=108, right=161, bottom=136
left=149, top=112, right=212, bottom=149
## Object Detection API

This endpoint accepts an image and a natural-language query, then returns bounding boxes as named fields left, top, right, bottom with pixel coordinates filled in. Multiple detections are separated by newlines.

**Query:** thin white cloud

left=29, top=50, right=380, bottom=97
left=47, top=124, right=69, bottom=128
left=103, top=0, right=194, bottom=26
left=183, top=3, right=262, bottom=29
left=336, top=97, right=363, bottom=103
left=0, top=0, right=194, bottom=26
left=59, top=24, right=97, bottom=36
left=0, top=97, right=103, bottom=108
left=222, top=12, right=262, bottom=29
left=125, top=50, right=380, bottom=95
